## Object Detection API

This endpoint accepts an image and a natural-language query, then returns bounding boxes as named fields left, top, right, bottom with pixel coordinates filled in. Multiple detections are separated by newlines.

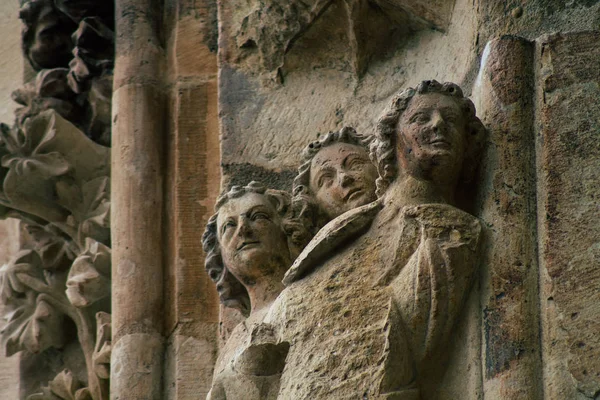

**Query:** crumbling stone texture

left=537, top=31, right=600, bottom=400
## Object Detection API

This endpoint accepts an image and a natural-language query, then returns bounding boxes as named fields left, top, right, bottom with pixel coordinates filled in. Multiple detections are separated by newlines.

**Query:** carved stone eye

left=208, top=269, right=220, bottom=281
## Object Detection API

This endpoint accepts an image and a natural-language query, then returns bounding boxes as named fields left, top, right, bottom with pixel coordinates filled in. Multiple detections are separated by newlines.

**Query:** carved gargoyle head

left=19, top=0, right=77, bottom=70
left=202, top=182, right=302, bottom=317
left=292, top=127, right=378, bottom=237
left=372, top=80, right=486, bottom=197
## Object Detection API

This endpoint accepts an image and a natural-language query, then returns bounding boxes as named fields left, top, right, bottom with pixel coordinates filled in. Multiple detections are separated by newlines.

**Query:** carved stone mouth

left=238, top=241, right=260, bottom=250
left=429, top=139, right=451, bottom=148
left=345, top=188, right=362, bottom=201
left=430, top=138, right=449, bottom=144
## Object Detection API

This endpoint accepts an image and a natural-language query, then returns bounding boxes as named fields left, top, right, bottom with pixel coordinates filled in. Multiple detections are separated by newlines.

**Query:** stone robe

left=207, top=309, right=288, bottom=400
left=265, top=200, right=482, bottom=399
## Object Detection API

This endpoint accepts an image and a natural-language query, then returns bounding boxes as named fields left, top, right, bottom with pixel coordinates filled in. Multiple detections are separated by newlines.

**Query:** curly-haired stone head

left=372, top=80, right=486, bottom=200
left=292, top=127, right=378, bottom=238
left=202, top=182, right=298, bottom=316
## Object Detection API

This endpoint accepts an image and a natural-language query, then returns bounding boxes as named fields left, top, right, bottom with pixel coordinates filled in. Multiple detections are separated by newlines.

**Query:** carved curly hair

left=202, top=181, right=305, bottom=317
left=371, top=80, right=486, bottom=197
left=291, top=126, right=374, bottom=240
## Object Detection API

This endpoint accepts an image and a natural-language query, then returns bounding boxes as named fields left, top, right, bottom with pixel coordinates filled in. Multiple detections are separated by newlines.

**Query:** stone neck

left=246, top=270, right=286, bottom=315
left=383, top=174, right=454, bottom=208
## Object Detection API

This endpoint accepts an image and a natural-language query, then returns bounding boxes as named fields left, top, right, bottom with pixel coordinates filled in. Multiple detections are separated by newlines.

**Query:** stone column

left=472, top=36, right=543, bottom=400
left=111, top=1, right=166, bottom=399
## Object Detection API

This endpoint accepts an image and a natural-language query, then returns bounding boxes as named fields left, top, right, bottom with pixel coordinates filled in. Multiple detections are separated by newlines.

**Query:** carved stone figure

left=19, top=0, right=77, bottom=70
left=265, top=80, right=486, bottom=399
left=292, top=126, right=378, bottom=240
left=203, top=182, right=306, bottom=400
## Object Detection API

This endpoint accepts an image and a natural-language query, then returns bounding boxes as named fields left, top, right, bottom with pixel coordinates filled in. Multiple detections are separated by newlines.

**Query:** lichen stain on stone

left=483, top=306, right=526, bottom=379
left=219, top=66, right=266, bottom=143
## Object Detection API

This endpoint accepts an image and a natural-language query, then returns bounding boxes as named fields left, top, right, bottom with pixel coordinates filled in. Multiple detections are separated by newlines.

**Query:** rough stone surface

left=0, top=1, right=24, bottom=124
left=218, top=0, right=479, bottom=181
left=0, top=3, right=24, bottom=398
left=537, top=31, right=600, bottom=400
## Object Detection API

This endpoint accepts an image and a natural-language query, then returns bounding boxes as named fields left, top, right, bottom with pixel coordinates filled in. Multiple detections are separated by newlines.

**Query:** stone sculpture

left=263, top=80, right=486, bottom=399
left=291, top=126, right=378, bottom=240
left=202, top=182, right=306, bottom=400
left=0, top=1, right=115, bottom=399
left=19, top=0, right=77, bottom=70
left=0, top=111, right=111, bottom=400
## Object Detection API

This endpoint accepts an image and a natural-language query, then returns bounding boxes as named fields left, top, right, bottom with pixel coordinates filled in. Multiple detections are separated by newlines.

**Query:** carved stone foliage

left=0, top=111, right=110, bottom=400
left=18, top=0, right=115, bottom=147
left=0, top=1, right=115, bottom=399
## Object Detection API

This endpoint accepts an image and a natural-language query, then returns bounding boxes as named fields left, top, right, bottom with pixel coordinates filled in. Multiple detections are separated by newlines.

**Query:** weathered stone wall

left=536, top=31, right=600, bottom=400
left=0, top=1, right=25, bottom=398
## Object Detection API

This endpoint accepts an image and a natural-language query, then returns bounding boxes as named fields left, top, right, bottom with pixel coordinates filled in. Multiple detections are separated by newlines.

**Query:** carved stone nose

left=340, top=172, right=354, bottom=187
left=431, top=113, right=445, bottom=132
left=237, top=216, right=253, bottom=236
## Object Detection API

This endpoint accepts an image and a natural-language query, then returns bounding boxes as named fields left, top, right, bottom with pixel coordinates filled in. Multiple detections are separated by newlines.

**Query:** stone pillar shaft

left=473, top=36, right=543, bottom=400
left=111, top=1, right=166, bottom=399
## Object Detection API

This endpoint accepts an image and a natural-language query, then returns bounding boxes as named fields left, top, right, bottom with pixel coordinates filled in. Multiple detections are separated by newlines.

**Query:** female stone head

left=292, top=127, right=378, bottom=237
left=202, top=182, right=298, bottom=316
left=371, top=80, right=486, bottom=197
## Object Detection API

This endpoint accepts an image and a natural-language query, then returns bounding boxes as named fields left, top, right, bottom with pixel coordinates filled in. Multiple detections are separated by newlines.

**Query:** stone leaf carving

left=12, top=68, right=85, bottom=131
left=11, top=67, right=112, bottom=147
left=27, top=369, right=92, bottom=400
left=0, top=111, right=111, bottom=400
left=2, top=3, right=115, bottom=399
left=16, top=0, right=115, bottom=146
left=25, top=224, right=78, bottom=271
left=0, top=110, right=110, bottom=238
left=92, top=312, right=111, bottom=380
left=68, top=17, right=114, bottom=95
left=0, top=250, right=66, bottom=357
left=0, top=240, right=109, bottom=399
left=66, top=239, right=110, bottom=308
left=57, top=176, right=110, bottom=247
